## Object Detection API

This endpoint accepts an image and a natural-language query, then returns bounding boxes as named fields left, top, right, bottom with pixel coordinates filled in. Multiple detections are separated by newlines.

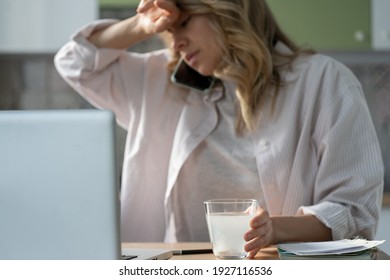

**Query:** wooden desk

left=122, top=242, right=390, bottom=260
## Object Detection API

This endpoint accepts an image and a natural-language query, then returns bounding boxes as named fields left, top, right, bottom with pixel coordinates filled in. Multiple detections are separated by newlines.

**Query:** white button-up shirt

left=54, top=20, right=384, bottom=242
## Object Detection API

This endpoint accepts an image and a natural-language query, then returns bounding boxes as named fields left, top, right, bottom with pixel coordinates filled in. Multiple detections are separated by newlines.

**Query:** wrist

left=270, top=215, right=332, bottom=244
left=133, top=13, right=155, bottom=37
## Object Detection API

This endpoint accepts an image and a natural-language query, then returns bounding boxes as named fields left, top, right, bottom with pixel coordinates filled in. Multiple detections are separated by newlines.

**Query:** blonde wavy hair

left=165, top=0, right=312, bottom=133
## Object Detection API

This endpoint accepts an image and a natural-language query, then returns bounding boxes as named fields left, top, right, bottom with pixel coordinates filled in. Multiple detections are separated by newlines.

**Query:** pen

left=172, top=249, right=213, bottom=255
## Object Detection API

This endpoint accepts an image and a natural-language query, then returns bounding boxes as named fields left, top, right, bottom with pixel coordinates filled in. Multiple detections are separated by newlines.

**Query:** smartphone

left=171, top=58, right=215, bottom=93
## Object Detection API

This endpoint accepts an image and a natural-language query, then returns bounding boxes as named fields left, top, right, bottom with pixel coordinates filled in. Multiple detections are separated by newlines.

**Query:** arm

left=271, top=215, right=332, bottom=243
left=88, top=0, right=179, bottom=49
left=88, top=15, right=151, bottom=49
left=243, top=59, right=383, bottom=259
left=244, top=209, right=332, bottom=259
left=54, top=0, right=179, bottom=128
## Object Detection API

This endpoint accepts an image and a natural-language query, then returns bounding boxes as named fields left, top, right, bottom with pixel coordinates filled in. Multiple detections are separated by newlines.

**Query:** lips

left=184, top=51, right=199, bottom=66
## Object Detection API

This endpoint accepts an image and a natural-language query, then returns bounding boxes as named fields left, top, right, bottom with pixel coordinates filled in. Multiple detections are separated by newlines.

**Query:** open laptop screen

left=0, top=110, right=121, bottom=259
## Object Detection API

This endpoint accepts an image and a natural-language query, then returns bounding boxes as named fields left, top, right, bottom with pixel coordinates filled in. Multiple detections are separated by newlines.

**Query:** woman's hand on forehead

left=137, top=0, right=181, bottom=34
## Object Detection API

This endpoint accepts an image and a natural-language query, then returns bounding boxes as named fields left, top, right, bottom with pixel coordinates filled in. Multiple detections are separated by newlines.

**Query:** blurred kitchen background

left=1, top=0, right=389, bottom=250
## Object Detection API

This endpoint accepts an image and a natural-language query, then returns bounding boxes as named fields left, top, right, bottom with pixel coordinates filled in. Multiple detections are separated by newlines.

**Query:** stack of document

left=277, top=239, right=385, bottom=260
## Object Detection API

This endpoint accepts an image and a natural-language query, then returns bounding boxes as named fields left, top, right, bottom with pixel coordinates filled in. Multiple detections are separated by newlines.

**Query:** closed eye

left=167, top=15, right=192, bottom=33
left=180, top=15, right=192, bottom=27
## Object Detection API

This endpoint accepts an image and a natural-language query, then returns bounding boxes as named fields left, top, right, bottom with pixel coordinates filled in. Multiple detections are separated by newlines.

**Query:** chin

left=196, top=67, right=213, bottom=77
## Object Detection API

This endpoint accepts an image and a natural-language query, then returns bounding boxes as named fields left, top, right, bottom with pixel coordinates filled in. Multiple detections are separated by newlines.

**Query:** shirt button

left=258, top=140, right=270, bottom=152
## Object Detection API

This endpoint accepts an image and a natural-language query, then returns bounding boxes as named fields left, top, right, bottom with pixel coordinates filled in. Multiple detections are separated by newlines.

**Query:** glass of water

left=204, top=199, right=258, bottom=259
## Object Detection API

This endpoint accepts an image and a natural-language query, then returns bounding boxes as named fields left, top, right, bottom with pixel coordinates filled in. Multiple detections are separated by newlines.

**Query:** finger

left=137, top=0, right=154, bottom=13
left=154, top=0, right=180, bottom=15
left=154, top=0, right=180, bottom=23
left=153, top=16, right=175, bottom=33
left=250, top=208, right=269, bottom=228
left=244, top=234, right=269, bottom=253
left=247, top=247, right=260, bottom=259
left=244, top=225, right=268, bottom=242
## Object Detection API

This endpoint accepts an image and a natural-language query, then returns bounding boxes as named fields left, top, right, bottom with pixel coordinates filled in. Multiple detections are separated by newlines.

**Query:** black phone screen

left=171, top=59, right=215, bottom=92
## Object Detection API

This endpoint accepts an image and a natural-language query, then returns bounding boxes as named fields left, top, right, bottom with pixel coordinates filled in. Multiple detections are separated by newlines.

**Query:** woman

left=55, top=0, right=384, bottom=258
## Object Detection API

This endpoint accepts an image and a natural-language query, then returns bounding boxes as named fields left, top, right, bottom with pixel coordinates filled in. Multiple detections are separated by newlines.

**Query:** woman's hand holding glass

left=244, top=207, right=275, bottom=259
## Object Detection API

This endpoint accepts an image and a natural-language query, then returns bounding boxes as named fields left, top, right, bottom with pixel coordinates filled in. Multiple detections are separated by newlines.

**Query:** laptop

left=0, top=109, right=172, bottom=260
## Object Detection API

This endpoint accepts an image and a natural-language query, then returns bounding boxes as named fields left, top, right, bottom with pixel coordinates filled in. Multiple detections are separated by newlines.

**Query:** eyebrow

left=168, top=13, right=190, bottom=33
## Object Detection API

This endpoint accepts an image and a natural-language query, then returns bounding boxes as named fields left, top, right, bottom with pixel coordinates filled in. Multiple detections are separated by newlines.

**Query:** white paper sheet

left=277, top=239, right=385, bottom=256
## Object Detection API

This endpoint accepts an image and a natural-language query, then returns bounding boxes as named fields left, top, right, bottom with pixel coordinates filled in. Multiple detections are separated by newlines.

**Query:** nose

left=171, top=31, right=187, bottom=52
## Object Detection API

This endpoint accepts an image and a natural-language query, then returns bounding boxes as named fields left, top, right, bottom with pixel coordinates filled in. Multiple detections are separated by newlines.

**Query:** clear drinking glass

left=204, top=199, right=258, bottom=259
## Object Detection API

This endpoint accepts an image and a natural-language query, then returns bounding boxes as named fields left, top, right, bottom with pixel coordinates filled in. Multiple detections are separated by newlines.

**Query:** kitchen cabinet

left=266, top=0, right=371, bottom=51
left=0, top=0, right=98, bottom=53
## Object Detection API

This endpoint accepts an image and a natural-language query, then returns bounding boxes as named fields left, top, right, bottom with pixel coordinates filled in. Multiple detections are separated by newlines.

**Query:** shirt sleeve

left=299, top=61, right=384, bottom=240
left=54, top=20, right=151, bottom=129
